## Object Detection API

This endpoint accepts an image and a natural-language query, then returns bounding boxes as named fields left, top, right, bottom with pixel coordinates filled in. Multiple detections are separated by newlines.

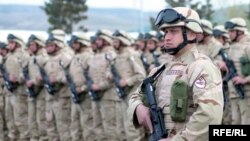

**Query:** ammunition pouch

left=240, top=56, right=250, bottom=76
left=170, top=80, right=188, bottom=122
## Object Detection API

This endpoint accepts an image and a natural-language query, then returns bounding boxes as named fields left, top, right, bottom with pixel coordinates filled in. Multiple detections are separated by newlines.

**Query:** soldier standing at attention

left=88, top=29, right=118, bottom=140
left=225, top=17, right=250, bottom=124
left=212, top=25, right=232, bottom=125
left=41, top=34, right=73, bottom=141
left=5, top=34, right=30, bottom=141
left=0, top=41, right=8, bottom=141
left=112, top=30, right=146, bottom=141
left=25, top=34, right=49, bottom=141
left=128, top=7, right=224, bottom=141
left=68, top=34, right=94, bottom=141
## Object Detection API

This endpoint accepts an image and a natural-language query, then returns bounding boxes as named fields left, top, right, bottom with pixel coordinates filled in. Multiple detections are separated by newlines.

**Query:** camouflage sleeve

left=126, top=56, right=146, bottom=86
left=17, top=52, right=30, bottom=84
left=127, top=66, right=160, bottom=127
left=243, top=46, right=250, bottom=82
left=173, top=59, right=224, bottom=141
left=127, top=85, right=144, bottom=127
left=56, top=52, right=73, bottom=83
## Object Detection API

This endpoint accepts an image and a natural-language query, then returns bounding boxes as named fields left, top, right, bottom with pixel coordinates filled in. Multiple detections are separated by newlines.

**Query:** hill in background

left=0, top=4, right=249, bottom=32
left=0, top=4, right=157, bottom=32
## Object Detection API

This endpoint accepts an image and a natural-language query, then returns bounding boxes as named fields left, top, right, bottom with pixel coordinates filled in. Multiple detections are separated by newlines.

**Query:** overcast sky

left=0, top=0, right=248, bottom=11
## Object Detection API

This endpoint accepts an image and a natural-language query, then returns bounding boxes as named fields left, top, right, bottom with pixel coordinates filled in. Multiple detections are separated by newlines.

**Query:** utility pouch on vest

left=170, top=80, right=188, bottom=122
left=240, top=56, right=250, bottom=76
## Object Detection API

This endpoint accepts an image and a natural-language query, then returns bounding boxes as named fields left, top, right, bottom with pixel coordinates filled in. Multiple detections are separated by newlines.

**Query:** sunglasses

left=112, top=30, right=128, bottom=39
left=0, top=42, right=7, bottom=48
left=7, top=34, right=18, bottom=41
left=213, top=29, right=226, bottom=37
left=144, top=33, right=154, bottom=40
left=225, top=21, right=245, bottom=30
left=155, top=8, right=186, bottom=27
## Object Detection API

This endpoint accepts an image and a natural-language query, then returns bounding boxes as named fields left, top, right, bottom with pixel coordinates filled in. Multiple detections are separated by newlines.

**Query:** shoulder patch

left=194, top=76, right=206, bottom=89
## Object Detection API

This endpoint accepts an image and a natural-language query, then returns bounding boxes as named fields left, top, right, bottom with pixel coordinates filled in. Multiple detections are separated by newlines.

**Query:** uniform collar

left=172, top=46, right=198, bottom=63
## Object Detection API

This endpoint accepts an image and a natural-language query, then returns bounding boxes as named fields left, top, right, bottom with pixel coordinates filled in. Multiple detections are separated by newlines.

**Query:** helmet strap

left=163, top=27, right=196, bottom=55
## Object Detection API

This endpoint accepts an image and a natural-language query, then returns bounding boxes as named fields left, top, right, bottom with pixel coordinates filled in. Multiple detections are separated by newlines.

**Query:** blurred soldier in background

left=5, top=34, right=30, bottom=141
left=112, top=30, right=146, bottom=141
left=26, top=34, right=48, bottom=141
left=88, top=29, right=118, bottom=140
left=144, top=31, right=162, bottom=72
left=0, top=41, right=8, bottom=141
left=197, top=19, right=222, bottom=60
left=225, top=17, right=250, bottom=124
left=42, top=33, right=73, bottom=141
left=90, top=36, right=97, bottom=53
left=67, top=33, right=94, bottom=141
left=213, top=25, right=232, bottom=125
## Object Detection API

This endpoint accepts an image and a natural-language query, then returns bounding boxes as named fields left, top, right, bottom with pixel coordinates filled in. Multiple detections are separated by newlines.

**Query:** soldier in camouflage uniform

left=197, top=19, right=223, bottom=60
left=88, top=29, right=118, bottom=140
left=0, top=41, right=8, bottom=141
left=41, top=34, right=73, bottom=141
left=5, top=34, right=30, bottom=141
left=112, top=30, right=146, bottom=141
left=67, top=33, right=94, bottom=141
left=128, top=7, right=224, bottom=141
left=225, top=17, right=250, bottom=124
left=213, top=25, right=232, bottom=125
left=25, top=34, right=49, bottom=141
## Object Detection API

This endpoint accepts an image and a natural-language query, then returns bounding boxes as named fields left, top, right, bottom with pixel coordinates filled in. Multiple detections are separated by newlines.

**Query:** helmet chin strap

left=163, top=27, right=196, bottom=55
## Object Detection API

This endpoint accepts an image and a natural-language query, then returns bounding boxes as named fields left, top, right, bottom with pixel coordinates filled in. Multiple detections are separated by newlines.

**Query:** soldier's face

left=8, top=41, right=17, bottom=51
left=96, top=38, right=104, bottom=48
left=29, top=42, right=38, bottom=54
left=164, top=27, right=184, bottom=49
left=215, top=36, right=225, bottom=45
left=229, top=30, right=237, bottom=41
left=72, top=42, right=81, bottom=51
left=135, top=40, right=145, bottom=51
left=196, top=33, right=204, bottom=42
left=113, top=39, right=121, bottom=49
left=46, top=43, right=57, bottom=54
left=146, top=40, right=156, bottom=51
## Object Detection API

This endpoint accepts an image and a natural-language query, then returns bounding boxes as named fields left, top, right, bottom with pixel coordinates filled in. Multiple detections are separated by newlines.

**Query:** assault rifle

left=34, top=58, right=55, bottom=95
left=141, top=65, right=167, bottom=141
left=17, top=58, right=37, bottom=97
left=0, top=64, right=17, bottom=92
left=219, top=49, right=245, bottom=99
left=77, top=59, right=100, bottom=101
left=105, top=54, right=126, bottom=98
left=59, top=60, right=81, bottom=104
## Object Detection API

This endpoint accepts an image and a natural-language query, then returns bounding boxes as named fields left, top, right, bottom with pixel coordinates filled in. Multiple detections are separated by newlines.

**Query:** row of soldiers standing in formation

left=0, top=15, right=250, bottom=141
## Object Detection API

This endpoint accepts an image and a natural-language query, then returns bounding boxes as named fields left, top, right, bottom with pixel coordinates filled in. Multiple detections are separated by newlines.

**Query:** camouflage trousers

left=231, top=97, right=250, bottom=124
left=5, top=94, right=29, bottom=141
left=28, top=90, right=47, bottom=141
left=70, top=97, right=93, bottom=141
left=92, top=99, right=119, bottom=141
left=116, top=97, right=146, bottom=141
left=46, top=96, right=71, bottom=141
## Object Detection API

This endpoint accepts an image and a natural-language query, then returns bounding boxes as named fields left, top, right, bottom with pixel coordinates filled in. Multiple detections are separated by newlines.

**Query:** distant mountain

left=0, top=4, right=249, bottom=33
left=0, top=4, right=158, bottom=32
